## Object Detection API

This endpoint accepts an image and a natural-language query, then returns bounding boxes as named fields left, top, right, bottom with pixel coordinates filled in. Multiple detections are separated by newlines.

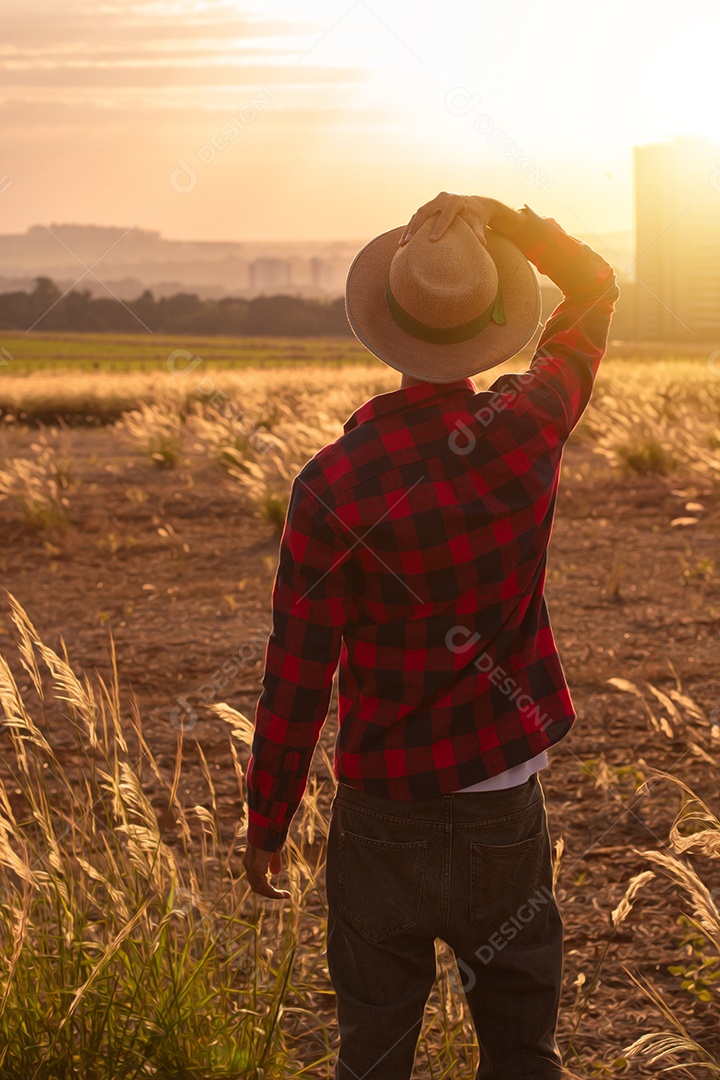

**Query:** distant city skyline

left=0, top=218, right=635, bottom=302
left=2, top=1, right=720, bottom=243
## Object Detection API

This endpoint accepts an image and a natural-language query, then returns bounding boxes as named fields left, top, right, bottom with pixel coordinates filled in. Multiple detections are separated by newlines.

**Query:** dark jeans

left=325, top=772, right=564, bottom=1080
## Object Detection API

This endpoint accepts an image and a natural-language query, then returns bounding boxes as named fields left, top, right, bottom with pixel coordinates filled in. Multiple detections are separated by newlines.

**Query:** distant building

left=310, top=256, right=351, bottom=295
left=310, top=257, right=331, bottom=292
left=250, top=257, right=290, bottom=293
left=289, top=256, right=313, bottom=288
left=634, top=137, right=720, bottom=339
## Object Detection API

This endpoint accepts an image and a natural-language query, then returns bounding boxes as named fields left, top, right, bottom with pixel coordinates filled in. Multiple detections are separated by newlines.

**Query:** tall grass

left=116, top=399, right=186, bottom=468
left=0, top=595, right=334, bottom=1078
left=576, top=366, right=720, bottom=481
left=0, top=425, right=74, bottom=528
left=566, top=672, right=719, bottom=1076
left=4, top=357, right=720, bottom=491
left=620, top=770, right=720, bottom=1076
left=224, top=407, right=339, bottom=530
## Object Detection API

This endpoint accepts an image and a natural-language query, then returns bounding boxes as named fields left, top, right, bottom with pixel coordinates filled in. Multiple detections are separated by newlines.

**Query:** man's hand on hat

left=399, top=193, right=524, bottom=247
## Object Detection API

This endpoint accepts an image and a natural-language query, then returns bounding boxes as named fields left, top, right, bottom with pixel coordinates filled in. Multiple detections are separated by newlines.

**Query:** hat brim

left=345, top=226, right=542, bottom=382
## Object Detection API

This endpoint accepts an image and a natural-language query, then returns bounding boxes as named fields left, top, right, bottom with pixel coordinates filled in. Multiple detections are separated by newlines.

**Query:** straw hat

left=345, top=212, right=541, bottom=382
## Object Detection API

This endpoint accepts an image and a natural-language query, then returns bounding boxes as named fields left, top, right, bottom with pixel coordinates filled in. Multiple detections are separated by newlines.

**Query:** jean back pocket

left=469, top=829, right=546, bottom=939
left=339, top=829, right=428, bottom=945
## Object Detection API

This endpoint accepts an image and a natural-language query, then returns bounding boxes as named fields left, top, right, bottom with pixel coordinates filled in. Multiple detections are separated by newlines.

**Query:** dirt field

left=1, top=383, right=719, bottom=1075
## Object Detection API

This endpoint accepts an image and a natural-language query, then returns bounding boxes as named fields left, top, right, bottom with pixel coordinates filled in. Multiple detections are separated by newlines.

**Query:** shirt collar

left=343, top=377, right=476, bottom=433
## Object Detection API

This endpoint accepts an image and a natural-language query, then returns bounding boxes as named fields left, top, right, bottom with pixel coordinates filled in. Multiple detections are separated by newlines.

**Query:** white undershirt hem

left=452, top=750, right=549, bottom=792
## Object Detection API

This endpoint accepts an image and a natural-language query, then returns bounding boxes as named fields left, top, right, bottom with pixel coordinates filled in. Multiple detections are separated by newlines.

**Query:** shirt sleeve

left=245, top=473, right=353, bottom=851
left=488, top=205, right=620, bottom=440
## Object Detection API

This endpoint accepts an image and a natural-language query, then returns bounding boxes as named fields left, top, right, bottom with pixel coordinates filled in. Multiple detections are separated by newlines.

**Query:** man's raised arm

left=488, top=201, right=620, bottom=439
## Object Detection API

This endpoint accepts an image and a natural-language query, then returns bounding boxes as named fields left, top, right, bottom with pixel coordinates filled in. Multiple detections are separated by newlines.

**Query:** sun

left=634, top=19, right=720, bottom=145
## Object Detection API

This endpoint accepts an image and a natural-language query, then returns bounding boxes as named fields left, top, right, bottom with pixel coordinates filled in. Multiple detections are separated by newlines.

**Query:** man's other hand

left=243, top=843, right=292, bottom=899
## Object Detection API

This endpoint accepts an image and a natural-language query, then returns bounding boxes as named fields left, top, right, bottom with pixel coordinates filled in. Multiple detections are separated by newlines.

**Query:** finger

left=269, top=849, right=283, bottom=875
left=398, top=194, right=446, bottom=245
left=398, top=211, right=418, bottom=246
left=429, top=197, right=462, bottom=241
left=399, top=208, right=433, bottom=246
left=470, top=221, right=488, bottom=247
left=399, top=207, right=443, bottom=245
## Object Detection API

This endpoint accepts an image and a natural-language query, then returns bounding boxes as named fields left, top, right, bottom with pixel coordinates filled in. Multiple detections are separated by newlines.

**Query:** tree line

left=0, top=278, right=353, bottom=336
left=0, top=276, right=641, bottom=339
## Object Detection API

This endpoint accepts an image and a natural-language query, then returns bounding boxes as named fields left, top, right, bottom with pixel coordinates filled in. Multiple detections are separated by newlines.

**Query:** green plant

left=600, top=558, right=628, bottom=601
left=667, top=916, right=720, bottom=1003
left=262, top=492, right=289, bottom=531
left=579, top=755, right=646, bottom=797
left=615, top=436, right=675, bottom=476
left=680, top=555, right=715, bottom=586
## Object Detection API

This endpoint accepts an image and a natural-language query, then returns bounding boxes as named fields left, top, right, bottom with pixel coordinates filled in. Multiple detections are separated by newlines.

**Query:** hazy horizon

left=0, top=218, right=637, bottom=303
left=0, top=219, right=637, bottom=246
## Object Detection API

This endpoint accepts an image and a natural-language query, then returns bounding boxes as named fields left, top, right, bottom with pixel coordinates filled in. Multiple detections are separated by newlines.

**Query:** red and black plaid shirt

left=246, top=206, right=619, bottom=850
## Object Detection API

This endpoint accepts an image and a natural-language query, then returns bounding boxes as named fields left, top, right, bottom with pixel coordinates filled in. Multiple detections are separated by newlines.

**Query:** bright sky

left=2, top=0, right=720, bottom=241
